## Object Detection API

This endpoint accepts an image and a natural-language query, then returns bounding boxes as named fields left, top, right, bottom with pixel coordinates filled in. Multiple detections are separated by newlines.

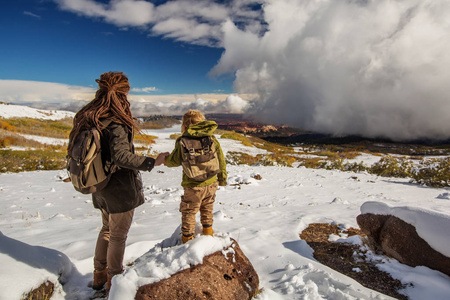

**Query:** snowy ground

left=141, top=127, right=269, bottom=157
left=0, top=103, right=75, bottom=120
left=1, top=125, right=450, bottom=300
left=1, top=105, right=450, bottom=299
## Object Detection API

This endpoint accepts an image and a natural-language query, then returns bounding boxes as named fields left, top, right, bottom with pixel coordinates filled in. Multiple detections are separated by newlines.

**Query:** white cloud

left=151, top=18, right=221, bottom=46
left=131, top=87, right=157, bottom=93
left=23, top=11, right=41, bottom=19
left=211, top=0, right=450, bottom=141
left=154, top=0, right=228, bottom=22
left=218, top=94, right=249, bottom=114
left=0, top=79, right=95, bottom=104
left=53, top=0, right=264, bottom=47
left=0, top=79, right=254, bottom=117
left=54, top=0, right=155, bottom=27
left=105, top=0, right=154, bottom=27
left=129, top=93, right=253, bottom=116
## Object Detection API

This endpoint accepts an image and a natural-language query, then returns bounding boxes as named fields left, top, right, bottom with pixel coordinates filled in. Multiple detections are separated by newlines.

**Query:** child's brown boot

left=92, top=268, right=107, bottom=290
left=203, top=226, right=214, bottom=236
left=182, top=234, right=194, bottom=243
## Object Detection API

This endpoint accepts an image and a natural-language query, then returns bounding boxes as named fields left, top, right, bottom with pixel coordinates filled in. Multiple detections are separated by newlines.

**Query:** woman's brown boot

left=92, top=268, right=108, bottom=290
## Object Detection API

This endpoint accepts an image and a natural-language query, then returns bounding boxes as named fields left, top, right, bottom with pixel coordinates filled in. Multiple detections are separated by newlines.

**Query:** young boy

left=165, top=110, right=227, bottom=243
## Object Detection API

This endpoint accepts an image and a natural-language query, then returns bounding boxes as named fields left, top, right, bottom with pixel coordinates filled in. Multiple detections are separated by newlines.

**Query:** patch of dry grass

left=21, top=281, right=54, bottom=300
left=300, top=223, right=407, bottom=300
left=5, top=118, right=73, bottom=139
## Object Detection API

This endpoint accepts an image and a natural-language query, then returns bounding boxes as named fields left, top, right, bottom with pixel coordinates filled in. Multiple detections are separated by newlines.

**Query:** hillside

left=1, top=104, right=450, bottom=299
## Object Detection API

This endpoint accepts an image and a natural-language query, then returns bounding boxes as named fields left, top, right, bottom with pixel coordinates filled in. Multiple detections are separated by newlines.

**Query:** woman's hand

left=155, top=152, right=170, bottom=166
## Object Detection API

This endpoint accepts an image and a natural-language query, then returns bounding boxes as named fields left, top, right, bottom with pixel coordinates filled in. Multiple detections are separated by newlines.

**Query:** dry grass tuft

left=21, top=281, right=54, bottom=300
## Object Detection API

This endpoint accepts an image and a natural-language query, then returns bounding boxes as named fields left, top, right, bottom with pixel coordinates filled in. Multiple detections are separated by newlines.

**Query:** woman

left=68, top=72, right=167, bottom=291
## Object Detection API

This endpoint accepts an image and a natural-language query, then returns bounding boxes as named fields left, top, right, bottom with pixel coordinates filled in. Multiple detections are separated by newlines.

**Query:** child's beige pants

left=180, top=181, right=218, bottom=236
left=94, top=209, right=134, bottom=278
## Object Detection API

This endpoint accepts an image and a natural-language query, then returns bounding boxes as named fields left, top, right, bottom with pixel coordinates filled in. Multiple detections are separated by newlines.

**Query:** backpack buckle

left=202, top=145, right=210, bottom=153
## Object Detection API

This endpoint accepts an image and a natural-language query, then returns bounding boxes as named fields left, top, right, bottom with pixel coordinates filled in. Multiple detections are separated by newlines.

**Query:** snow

left=110, top=230, right=233, bottom=299
left=19, top=134, right=68, bottom=146
left=345, top=153, right=382, bottom=166
left=361, top=201, right=450, bottom=257
left=1, top=107, right=450, bottom=299
left=0, top=103, right=75, bottom=120
left=141, top=127, right=269, bottom=157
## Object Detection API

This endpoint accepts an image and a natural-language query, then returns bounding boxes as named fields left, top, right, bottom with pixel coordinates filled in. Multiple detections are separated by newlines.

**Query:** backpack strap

left=200, top=136, right=212, bottom=154
left=180, top=137, right=196, bottom=165
left=92, top=128, right=101, bottom=154
left=91, top=119, right=111, bottom=155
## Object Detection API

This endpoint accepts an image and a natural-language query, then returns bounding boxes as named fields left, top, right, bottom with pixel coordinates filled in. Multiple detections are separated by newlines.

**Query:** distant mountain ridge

left=0, top=103, right=75, bottom=120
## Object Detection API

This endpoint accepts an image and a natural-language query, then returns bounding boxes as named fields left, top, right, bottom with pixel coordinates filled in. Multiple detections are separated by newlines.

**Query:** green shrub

left=316, top=150, right=340, bottom=159
left=344, top=161, right=367, bottom=173
left=220, top=130, right=294, bottom=154
left=411, top=157, right=450, bottom=187
left=0, top=149, right=67, bottom=173
left=369, top=155, right=412, bottom=178
left=226, top=151, right=297, bottom=167
left=226, top=152, right=258, bottom=166
left=221, top=131, right=252, bottom=146
left=298, top=158, right=324, bottom=169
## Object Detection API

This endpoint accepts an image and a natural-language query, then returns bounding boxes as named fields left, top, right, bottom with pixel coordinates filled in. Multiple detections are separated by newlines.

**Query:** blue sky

left=0, top=0, right=234, bottom=94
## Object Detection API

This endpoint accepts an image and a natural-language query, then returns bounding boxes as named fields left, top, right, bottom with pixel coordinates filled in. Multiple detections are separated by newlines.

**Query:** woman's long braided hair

left=68, top=72, right=140, bottom=154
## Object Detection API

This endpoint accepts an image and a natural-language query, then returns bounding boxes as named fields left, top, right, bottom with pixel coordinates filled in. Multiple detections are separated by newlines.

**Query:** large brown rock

left=135, top=239, right=259, bottom=300
left=357, top=213, right=450, bottom=276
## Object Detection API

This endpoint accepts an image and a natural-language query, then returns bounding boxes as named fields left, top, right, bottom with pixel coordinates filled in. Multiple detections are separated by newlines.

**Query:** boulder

left=357, top=213, right=450, bottom=276
left=135, top=239, right=259, bottom=300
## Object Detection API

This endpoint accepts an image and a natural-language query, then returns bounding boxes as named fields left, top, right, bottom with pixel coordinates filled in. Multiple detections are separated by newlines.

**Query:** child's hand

left=155, top=152, right=169, bottom=166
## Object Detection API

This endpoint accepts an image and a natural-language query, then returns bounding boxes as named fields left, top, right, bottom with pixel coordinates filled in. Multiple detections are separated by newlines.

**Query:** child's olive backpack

left=67, top=120, right=114, bottom=194
left=179, top=136, right=220, bottom=182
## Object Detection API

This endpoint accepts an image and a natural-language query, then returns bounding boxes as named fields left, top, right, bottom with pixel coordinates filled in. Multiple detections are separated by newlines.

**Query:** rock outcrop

left=135, top=239, right=259, bottom=300
left=357, top=213, right=450, bottom=276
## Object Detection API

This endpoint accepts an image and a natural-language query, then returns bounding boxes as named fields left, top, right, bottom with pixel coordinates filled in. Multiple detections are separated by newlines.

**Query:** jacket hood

left=183, top=120, right=218, bottom=137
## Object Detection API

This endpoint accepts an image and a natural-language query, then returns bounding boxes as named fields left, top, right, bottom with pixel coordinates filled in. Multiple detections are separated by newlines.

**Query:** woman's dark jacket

left=92, top=122, right=155, bottom=214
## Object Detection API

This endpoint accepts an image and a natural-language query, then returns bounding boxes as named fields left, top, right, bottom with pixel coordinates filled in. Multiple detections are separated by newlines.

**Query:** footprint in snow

left=437, top=192, right=450, bottom=200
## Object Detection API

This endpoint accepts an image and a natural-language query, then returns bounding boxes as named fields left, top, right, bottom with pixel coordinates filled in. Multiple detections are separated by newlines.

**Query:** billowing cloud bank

left=0, top=79, right=250, bottom=116
left=130, top=94, right=250, bottom=116
left=212, top=0, right=450, bottom=141
left=0, top=80, right=96, bottom=111
left=50, top=0, right=450, bottom=140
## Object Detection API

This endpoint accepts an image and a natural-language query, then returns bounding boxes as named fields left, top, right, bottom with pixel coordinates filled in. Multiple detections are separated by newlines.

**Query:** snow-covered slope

left=1, top=124, right=450, bottom=300
left=0, top=103, right=75, bottom=120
